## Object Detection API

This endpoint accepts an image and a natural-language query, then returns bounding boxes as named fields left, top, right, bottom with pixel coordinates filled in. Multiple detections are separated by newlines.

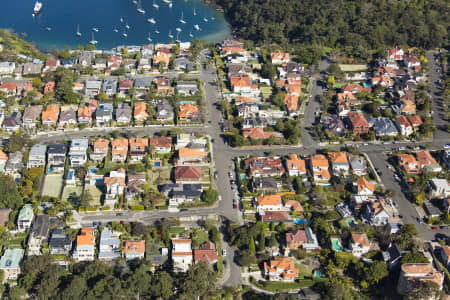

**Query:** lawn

left=252, top=279, right=315, bottom=292
left=62, top=185, right=83, bottom=202
left=148, top=167, right=172, bottom=189
left=296, top=264, right=313, bottom=279
left=84, top=185, right=103, bottom=207
left=42, top=174, right=64, bottom=198
left=260, top=86, right=273, bottom=99
left=338, top=64, right=368, bottom=72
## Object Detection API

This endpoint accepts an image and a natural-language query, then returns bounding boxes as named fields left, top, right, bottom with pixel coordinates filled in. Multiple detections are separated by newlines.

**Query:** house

left=28, top=215, right=49, bottom=256
left=260, top=211, right=290, bottom=223
left=174, top=57, right=195, bottom=72
left=242, top=128, right=282, bottom=140
left=119, top=79, right=134, bottom=96
left=237, top=103, right=259, bottom=118
left=172, top=239, right=192, bottom=272
left=153, top=50, right=170, bottom=65
left=284, top=94, right=298, bottom=113
left=368, top=117, right=398, bottom=136
left=96, top=103, right=114, bottom=126
left=350, top=233, right=371, bottom=257
left=439, top=246, right=450, bottom=267
left=328, top=152, right=350, bottom=175
left=341, top=84, right=371, bottom=94
left=174, top=166, right=202, bottom=183
left=424, top=201, right=441, bottom=218
left=285, top=229, right=307, bottom=250
left=407, top=115, right=422, bottom=130
left=227, top=63, right=252, bottom=78
left=84, top=80, right=102, bottom=97
left=16, top=63, right=42, bottom=75
left=404, top=56, right=421, bottom=70
left=4, top=151, right=23, bottom=179
left=256, top=194, right=284, bottom=213
left=396, top=116, right=413, bottom=136
left=116, top=103, right=132, bottom=125
left=364, top=199, right=390, bottom=226
left=47, top=144, right=66, bottom=172
left=271, top=51, right=290, bottom=65
left=0, top=62, right=15, bottom=75
left=111, top=138, right=129, bottom=161
left=129, top=138, right=149, bottom=161
left=104, top=169, right=126, bottom=199
left=301, top=228, right=320, bottom=252
left=122, top=58, right=137, bottom=70
left=443, top=150, right=450, bottom=169
left=61, top=57, right=77, bottom=69
left=178, top=103, right=199, bottom=122
left=122, top=240, right=145, bottom=260
left=244, top=157, right=285, bottom=177
left=91, top=139, right=109, bottom=161
left=347, top=112, right=369, bottom=136
left=2, top=113, right=22, bottom=133
left=107, top=55, right=122, bottom=70
left=230, top=75, right=256, bottom=94
left=0, top=80, right=32, bottom=96
left=320, top=114, right=346, bottom=136
left=349, top=155, right=367, bottom=176
left=0, top=150, right=7, bottom=172
left=42, top=105, right=60, bottom=126
left=416, top=151, right=442, bottom=173
left=177, top=81, right=198, bottom=96
left=126, top=173, right=147, bottom=199
left=194, top=242, right=218, bottom=264
left=150, top=136, right=172, bottom=154
left=398, top=153, right=420, bottom=174
left=134, top=102, right=148, bottom=123
left=155, top=101, right=174, bottom=122
left=400, top=99, right=416, bottom=115
left=264, top=257, right=298, bottom=282
left=43, top=59, right=60, bottom=72
left=138, top=57, right=151, bottom=71
left=77, top=106, right=94, bottom=124
left=73, top=228, right=95, bottom=261
left=397, top=263, right=444, bottom=296
left=69, top=139, right=88, bottom=167
left=0, top=249, right=24, bottom=282
left=175, top=133, right=207, bottom=150
left=49, top=229, right=72, bottom=255
left=160, top=184, right=203, bottom=206
left=251, top=177, right=282, bottom=193
left=22, top=105, right=43, bottom=129
left=354, top=177, right=375, bottom=196
left=17, top=204, right=34, bottom=232
left=221, top=40, right=245, bottom=55
left=177, top=148, right=208, bottom=165
left=58, top=106, right=77, bottom=128
left=428, top=178, right=450, bottom=199
left=382, top=244, right=404, bottom=270
left=98, top=229, right=120, bottom=261
left=27, top=144, right=47, bottom=168
left=285, top=154, right=306, bottom=176
left=387, top=47, right=404, bottom=61
left=78, top=52, right=93, bottom=67
left=310, top=154, right=331, bottom=183
left=371, top=74, right=394, bottom=87
left=155, top=77, right=172, bottom=94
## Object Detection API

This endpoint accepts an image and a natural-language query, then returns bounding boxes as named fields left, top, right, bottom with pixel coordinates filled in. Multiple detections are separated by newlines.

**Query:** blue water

left=293, top=219, right=311, bottom=225
left=153, top=161, right=161, bottom=167
left=0, top=0, right=230, bottom=51
left=179, top=100, right=196, bottom=104
left=363, top=83, right=371, bottom=88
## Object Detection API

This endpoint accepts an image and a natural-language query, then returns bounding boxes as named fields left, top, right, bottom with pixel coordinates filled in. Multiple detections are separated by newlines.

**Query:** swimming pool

left=153, top=161, right=161, bottom=167
left=363, top=82, right=371, bottom=88
left=331, top=238, right=343, bottom=251
left=179, top=101, right=196, bottom=105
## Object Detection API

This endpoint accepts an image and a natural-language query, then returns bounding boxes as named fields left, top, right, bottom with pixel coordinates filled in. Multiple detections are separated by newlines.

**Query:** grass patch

left=260, top=86, right=273, bottom=99
left=62, top=186, right=83, bottom=202
left=338, top=64, right=368, bottom=72
left=42, top=174, right=64, bottom=198
left=296, top=264, right=313, bottom=278
left=148, top=167, right=172, bottom=189
left=84, top=185, right=103, bottom=207
left=168, top=227, right=185, bottom=234
left=252, top=279, right=315, bottom=292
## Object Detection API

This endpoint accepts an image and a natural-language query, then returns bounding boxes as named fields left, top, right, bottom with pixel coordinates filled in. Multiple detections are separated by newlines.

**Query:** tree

left=6, top=132, right=29, bottom=153
left=415, top=191, right=427, bottom=205
left=261, top=62, right=276, bottom=79
left=237, top=249, right=257, bottom=266
left=294, top=177, right=305, bottom=194
left=150, top=271, right=174, bottom=299
left=327, top=75, right=335, bottom=88
left=0, top=175, right=22, bottom=209
left=32, top=77, right=42, bottom=89
left=182, top=262, right=217, bottom=298
left=406, top=281, right=441, bottom=300
left=249, top=236, right=256, bottom=254
left=268, top=233, right=278, bottom=248
left=80, top=191, right=93, bottom=208
left=122, top=46, right=128, bottom=58
left=400, top=252, right=429, bottom=264
left=201, top=189, right=218, bottom=204
left=365, top=261, right=388, bottom=285
left=258, top=228, right=265, bottom=252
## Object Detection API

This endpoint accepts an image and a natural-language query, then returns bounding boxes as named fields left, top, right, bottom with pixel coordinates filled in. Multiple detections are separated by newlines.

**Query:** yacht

left=147, top=18, right=156, bottom=24
left=92, top=27, right=99, bottom=32
left=147, top=32, right=152, bottom=42
left=169, top=1, right=173, bottom=8
left=33, top=1, right=42, bottom=15
left=120, top=16, right=124, bottom=23
left=113, top=28, right=119, bottom=33
left=46, top=27, right=52, bottom=31
left=194, top=24, right=200, bottom=31
left=176, top=27, right=182, bottom=32
left=189, top=31, right=193, bottom=38
left=179, top=12, right=186, bottom=24
left=168, top=29, right=174, bottom=39
left=76, top=24, right=82, bottom=36
left=175, top=32, right=181, bottom=43
left=90, top=32, right=98, bottom=45
left=137, top=0, right=145, bottom=14
left=162, top=0, right=170, bottom=3
left=203, top=17, right=208, bottom=22
left=193, top=8, right=196, bottom=16
left=154, top=27, right=160, bottom=34
left=123, top=30, right=128, bottom=38
left=125, top=22, right=130, bottom=29
left=152, top=0, right=159, bottom=9
left=211, top=16, right=215, bottom=20
left=132, top=0, right=137, bottom=4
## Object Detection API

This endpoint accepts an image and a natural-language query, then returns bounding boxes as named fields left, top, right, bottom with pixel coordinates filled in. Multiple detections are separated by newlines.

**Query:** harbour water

left=0, top=0, right=230, bottom=50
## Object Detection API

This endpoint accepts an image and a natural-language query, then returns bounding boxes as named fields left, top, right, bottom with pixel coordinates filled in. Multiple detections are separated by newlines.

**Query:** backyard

left=338, top=64, right=368, bottom=72
left=42, top=174, right=64, bottom=198
left=84, top=185, right=103, bottom=207
left=62, top=185, right=83, bottom=202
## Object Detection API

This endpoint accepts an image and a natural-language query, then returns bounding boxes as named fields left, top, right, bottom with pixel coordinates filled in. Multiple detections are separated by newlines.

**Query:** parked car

left=432, top=226, right=439, bottom=230
left=233, top=199, right=238, bottom=209
left=222, top=249, right=227, bottom=257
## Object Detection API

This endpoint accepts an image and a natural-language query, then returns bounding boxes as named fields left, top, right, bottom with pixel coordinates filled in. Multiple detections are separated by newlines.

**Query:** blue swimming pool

left=363, top=82, right=371, bottom=88
left=154, top=162, right=161, bottom=167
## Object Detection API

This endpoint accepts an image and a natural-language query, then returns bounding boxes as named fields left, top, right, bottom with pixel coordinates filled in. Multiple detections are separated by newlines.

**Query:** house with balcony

left=155, top=101, right=174, bottom=122
left=264, top=257, right=298, bottom=282
left=350, top=233, right=371, bottom=257
left=310, top=154, right=331, bottom=184
left=96, top=103, right=114, bottom=126
left=58, top=106, right=77, bottom=128
left=397, top=263, right=444, bottom=296
left=22, top=105, right=43, bottom=129
left=27, top=144, right=47, bottom=168
left=194, top=242, right=218, bottom=264
left=98, top=229, right=120, bottom=261
left=73, top=228, right=95, bottom=261
left=42, top=105, right=60, bottom=127
left=104, top=169, right=126, bottom=206
left=354, top=177, right=375, bottom=196
left=416, top=151, right=442, bottom=173
left=129, top=138, right=149, bottom=161
left=116, top=103, right=132, bottom=125
left=177, top=81, right=198, bottom=96
left=77, top=106, right=94, bottom=125
left=134, top=102, right=148, bottom=123
left=328, top=152, right=350, bottom=175
left=122, top=240, right=145, bottom=261
left=172, top=239, right=192, bottom=272
left=256, top=194, right=284, bottom=213
left=85, top=80, right=102, bottom=97
left=69, top=139, right=89, bottom=167
left=111, top=138, right=128, bottom=161
left=429, top=178, right=450, bottom=199
left=0, top=249, right=24, bottom=282
left=102, top=79, right=117, bottom=97
left=17, top=204, right=34, bottom=232
left=49, top=229, right=72, bottom=255
left=398, top=153, right=421, bottom=175
left=47, top=144, right=66, bottom=172
left=91, top=139, right=109, bottom=161
left=150, top=136, right=172, bottom=154
left=28, top=215, right=49, bottom=256
left=244, top=157, right=285, bottom=178
left=177, top=147, right=208, bottom=165
left=285, top=154, right=306, bottom=177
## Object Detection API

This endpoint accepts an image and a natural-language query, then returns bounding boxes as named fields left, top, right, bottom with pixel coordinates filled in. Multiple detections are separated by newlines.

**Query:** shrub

left=131, top=205, right=145, bottom=211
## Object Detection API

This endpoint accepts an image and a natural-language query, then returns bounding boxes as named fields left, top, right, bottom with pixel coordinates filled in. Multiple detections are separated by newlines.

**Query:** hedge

left=131, top=205, right=145, bottom=211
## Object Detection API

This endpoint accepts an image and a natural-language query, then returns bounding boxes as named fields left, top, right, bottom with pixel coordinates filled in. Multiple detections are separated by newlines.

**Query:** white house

left=73, top=228, right=95, bottom=261
left=350, top=233, right=371, bottom=257
left=172, top=239, right=192, bottom=272
left=429, top=178, right=450, bottom=199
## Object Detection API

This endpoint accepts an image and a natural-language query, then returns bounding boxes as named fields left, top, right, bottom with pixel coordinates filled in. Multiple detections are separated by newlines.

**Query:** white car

left=222, top=249, right=227, bottom=256
left=444, top=144, right=450, bottom=149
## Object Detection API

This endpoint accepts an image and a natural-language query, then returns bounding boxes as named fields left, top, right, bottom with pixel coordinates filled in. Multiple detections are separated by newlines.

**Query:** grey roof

left=49, top=229, right=72, bottom=249
left=59, top=107, right=76, bottom=122
left=103, top=79, right=117, bottom=94
left=23, top=105, right=43, bottom=120
left=71, top=138, right=89, bottom=150
left=0, top=249, right=24, bottom=269
left=30, top=215, right=49, bottom=238
left=95, top=58, right=107, bottom=65
left=29, top=144, right=47, bottom=157
left=116, top=104, right=131, bottom=120
left=96, top=103, right=114, bottom=118
left=284, top=63, right=304, bottom=74
left=134, top=77, right=152, bottom=88
left=61, top=58, right=77, bottom=65
left=177, top=81, right=198, bottom=88
left=3, top=116, right=21, bottom=127
left=86, top=80, right=102, bottom=89
left=424, top=201, right=441, bottom=216
left=5, top=151, right=23, bottom=170
left=368, top=117, right=398, bottom=135
left=252, top=177, right=280, bottom=190
left=47, top=144, right=66, bottom=154
left=99, top=229, right=120, bottom=248
left=227, top=63, right=252, bottom=75
left=159, top=183, right=202, bottom=199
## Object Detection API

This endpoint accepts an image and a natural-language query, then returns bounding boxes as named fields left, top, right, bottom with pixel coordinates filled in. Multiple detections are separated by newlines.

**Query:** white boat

left=147, top=33, right=152, bottom=42
left=193, top=8, right=196, bottom=16
left=155, top=28, right=160, bottom=34
left=162, top=0, right=170, bottom=3
left=189, top=31, right=193, bottom=38
left=123, top=30, right=128, bottom=38
left=168, top=29, right=173, bottom=39
left=113, top=28, right=119, bottom=33
left=176, top=27, right=182, bottom=32
left=180, top=12, right=186, bottom=24
left=211, top=16, right=215, bottom=20
left=175, top=32, right=180, bottom=43
left=120, top=16, right=124, bottom=22
left=194, top=24, right=200, bottom=31
left=137, top=0, right=145, bottom=14
left=76, top=24, right=82, bottom=36
left=90, top=32, right=98, bottom=45
left=169, top=1, right=173, bottom=8
left=203, top=17, right=208, bottom=22
left=147, top=18, right=156, bottom=24
left=92, top=27, right=99, bottom=32
left=152, top=0, right=159, bottom=9
left=46, top=27, right=52, bottom=31
left=132, top=0, right=137, bottom=4
left=34, top=1, right=42, bottom=15
left=125, top=22, right=130, bottom=29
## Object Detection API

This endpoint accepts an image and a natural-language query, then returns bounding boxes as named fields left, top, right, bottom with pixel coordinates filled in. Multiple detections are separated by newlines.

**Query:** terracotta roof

left=172, top=239, right=192, bottom=244
left=311, top=154, right=329, bottom=168
left=416, top=151, right=438, bottom=167
left=442, top=246, right=450, bottom=257
left=284, top=94, right=298, bottom=111
left=111, top=138, right=129, bottom=156
left=271, top=51, right=290, bottom=62
left=194, top=242, right=218, bottom=263
left=119, top=79, right=133, bottom=88
left=150, top=136, right=172, bottom=148
left=356, top=177, right=375, bottom=192
left=342, top=84, right=371, bottom=93
left=407, top=115, right=423, bottom=127
left=129, top=138, right=149, bottom=151
left=122, top=240, right=145, bottom=253
left=134, top=102, right=148, bottom=120
left=104, top=175, right=126, bottom=187
left=0, top=150, right=8, bottom=161
left=244, top=157, right=285, bottom=175
left=348, top=112, right=369, bottom=128
left=264, top=257, right=298, bottom=278
left=286, top=229, right=307, bottom=243
left=351, top=233, right=370, bottom=247
left=178, top=103, right=199, bottom=119
left=153, top=52, right=170, bottom=64
left=178, top=147, right=207, bottom=158
left=77, top=106, right=93, bottom=119
left=285, top=154, right=306, bottom=173
left=286, top=84, right=301, bottom=95
left=174, top=166, right=202, bottom=181
left=260, top=211, right=289, bottom=222
left=242, top=128, right=278, bottom=140
left=76, top=228, right=95, bottom=247
left=285, top=200, right=303, bottom=212
left=93, top=139, right=109, bottom=153
left=42, top=105, right=60, bottom=123
left=314, top=168, right=331, bottom=179
left=257, top=194, right=282, bottom=206
left=230, top=75, right=251, bottom=87
left=328, top=152, right=348, bottom=164
left=397, top=116, right=411, bottom=127
left=234, top=96, right=254, bottom=105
